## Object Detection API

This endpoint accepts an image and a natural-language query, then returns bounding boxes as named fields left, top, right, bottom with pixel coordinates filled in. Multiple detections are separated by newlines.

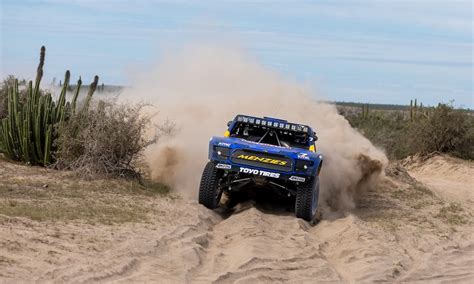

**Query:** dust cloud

left=122, top=45, right=388, bottom=210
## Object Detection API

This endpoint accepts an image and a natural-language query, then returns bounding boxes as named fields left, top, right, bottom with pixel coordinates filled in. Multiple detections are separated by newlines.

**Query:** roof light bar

left=236, top=115, right=310, bottom=133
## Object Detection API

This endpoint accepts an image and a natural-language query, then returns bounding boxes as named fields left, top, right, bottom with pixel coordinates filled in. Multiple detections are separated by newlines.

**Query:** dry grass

left=354, top=164, right=471, bottom=234
left=0, top=158, right=170, bottom=224
left=390, top=183, right=434, bottom=209
left=436, top=202, right=468, bottom=225
left=0, top=199, right=145, bottom=224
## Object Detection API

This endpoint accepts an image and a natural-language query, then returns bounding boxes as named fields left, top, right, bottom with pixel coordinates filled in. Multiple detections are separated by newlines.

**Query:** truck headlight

left=295, top=160, right=313, bottom=171
left=215, top=146, right=230, bottom=157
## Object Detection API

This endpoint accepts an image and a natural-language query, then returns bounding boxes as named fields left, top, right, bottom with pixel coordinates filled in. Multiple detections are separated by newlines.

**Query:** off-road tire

left=295, top=177, right=320, bottom=221
left=199, top=162, right=222, bottom=209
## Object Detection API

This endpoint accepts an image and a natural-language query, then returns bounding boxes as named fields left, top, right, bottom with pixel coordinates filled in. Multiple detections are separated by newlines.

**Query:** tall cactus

left=0, top=46, right=99, bottom=166
left=360, top=104, right=370, bottom=119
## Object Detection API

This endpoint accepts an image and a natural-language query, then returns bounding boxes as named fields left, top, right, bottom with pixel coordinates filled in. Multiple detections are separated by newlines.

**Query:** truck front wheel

left=295, top=177, right=320, bottom=221
left=199, top=162, right=223, bottom=209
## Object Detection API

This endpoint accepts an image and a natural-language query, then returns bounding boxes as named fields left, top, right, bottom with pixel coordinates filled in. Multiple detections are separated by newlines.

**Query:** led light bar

left=235, top=115, right=310, bottom=133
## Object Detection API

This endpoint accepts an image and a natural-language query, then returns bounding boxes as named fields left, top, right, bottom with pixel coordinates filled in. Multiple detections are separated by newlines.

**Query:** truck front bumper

left=214, top=162, right=308, bottom=183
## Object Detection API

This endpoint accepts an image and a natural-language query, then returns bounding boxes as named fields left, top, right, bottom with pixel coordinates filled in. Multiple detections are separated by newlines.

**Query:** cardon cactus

left=0, top=46, right=99, bottom=166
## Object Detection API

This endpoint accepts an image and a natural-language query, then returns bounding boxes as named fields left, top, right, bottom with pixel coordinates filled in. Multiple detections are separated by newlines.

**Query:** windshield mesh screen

left=230, top=122, right=309, bottom=149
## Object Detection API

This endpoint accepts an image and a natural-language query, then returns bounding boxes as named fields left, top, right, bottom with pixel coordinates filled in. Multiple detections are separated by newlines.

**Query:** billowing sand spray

left=122, top=45, right=387, bottom=210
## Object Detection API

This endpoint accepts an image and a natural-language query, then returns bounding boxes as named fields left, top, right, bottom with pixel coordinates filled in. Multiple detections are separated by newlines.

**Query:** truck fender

left=314, top=155, right=323, bottom=176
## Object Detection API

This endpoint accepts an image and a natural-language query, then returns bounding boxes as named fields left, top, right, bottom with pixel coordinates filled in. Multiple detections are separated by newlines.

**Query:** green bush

left=344, top=103, right=474, bottom=160
left=346, top=110, right=411, bottom=160
left=408, top=104, right=473, bottom=159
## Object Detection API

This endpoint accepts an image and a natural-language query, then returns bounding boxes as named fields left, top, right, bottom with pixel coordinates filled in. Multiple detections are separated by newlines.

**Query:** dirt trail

left=1, top=155, right=473, bottom=283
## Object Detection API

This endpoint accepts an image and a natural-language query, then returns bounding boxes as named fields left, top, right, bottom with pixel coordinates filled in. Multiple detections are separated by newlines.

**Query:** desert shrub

left=54, top=101, right=155, bottom=178
left=346, top=111, right=411, bottom=160
left=457, top=123, right=474, bottom=159
left=0, top=46, right=98, bottom=165
left=1, top=46, right=162, bottom=181
left=408, top=104, right=474, bottom=159
left=344, top=104, right=473, bottom=160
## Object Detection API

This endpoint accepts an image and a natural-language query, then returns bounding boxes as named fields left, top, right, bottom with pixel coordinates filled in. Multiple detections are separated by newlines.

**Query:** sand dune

left=403, top=154, right=474, bottom=205
left=0, top=155, right=473, bottom=283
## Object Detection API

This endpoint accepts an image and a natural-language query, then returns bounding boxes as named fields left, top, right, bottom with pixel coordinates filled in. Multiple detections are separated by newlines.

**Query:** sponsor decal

left=216, top=163, right=232, bottom=170
left=236, top=154, right=287, bottom=166
left=217, top=142, right=231, bottom=147
left=239, top=167, right=280, bottom=178
left=297, top=153, right=310, bottom=160
left=289, top=176, right=306, bottom=182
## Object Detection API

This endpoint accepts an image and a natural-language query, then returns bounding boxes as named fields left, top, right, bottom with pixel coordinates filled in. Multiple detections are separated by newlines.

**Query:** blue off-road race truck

left=199, top=115, right=323, bottom=221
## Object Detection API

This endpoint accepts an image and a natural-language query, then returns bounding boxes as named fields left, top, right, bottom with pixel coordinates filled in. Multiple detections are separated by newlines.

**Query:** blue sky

left=1, top=0, right=472, bottom=107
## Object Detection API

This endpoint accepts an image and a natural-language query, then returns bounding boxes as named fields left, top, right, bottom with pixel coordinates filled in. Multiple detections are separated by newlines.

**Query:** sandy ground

left=0, top=155, right=473, bottom=283
left=403, top=154, right=474, bottom=206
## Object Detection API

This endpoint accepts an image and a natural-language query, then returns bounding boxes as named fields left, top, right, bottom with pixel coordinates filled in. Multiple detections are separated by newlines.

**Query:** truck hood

left=211, top=136, right=319, bottom=158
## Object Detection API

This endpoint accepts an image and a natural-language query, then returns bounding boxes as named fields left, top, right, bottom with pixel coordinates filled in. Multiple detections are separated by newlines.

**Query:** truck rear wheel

left=199, top=162, right=223, bottom=209
left=295, top=177, right=320, bottom=221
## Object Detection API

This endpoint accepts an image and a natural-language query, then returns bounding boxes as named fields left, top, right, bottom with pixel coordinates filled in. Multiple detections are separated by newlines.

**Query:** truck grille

left=231, top=149, right=293, bottom=172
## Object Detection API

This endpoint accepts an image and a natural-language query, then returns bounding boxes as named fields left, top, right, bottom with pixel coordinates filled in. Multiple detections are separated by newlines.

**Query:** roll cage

left=227, top=115, right=317, bottom=150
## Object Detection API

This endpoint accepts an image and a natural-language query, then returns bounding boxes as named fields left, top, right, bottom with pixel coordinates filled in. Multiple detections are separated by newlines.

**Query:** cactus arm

left=33, top=46, right=45, bottom=96
left=56, top=70, right=70, bottom=122
left=81, top=75, right=99, bottom=114
left=71, top=76, right=82, bottom=115
left=44, top=125, right=52, bottom=165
